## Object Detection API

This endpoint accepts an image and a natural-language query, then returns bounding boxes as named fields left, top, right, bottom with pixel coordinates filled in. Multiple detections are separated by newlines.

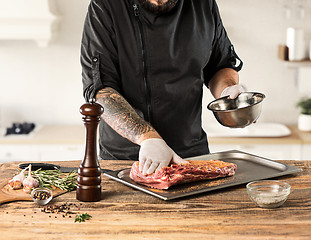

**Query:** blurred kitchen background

left=0, top=0, right=311, bottom=162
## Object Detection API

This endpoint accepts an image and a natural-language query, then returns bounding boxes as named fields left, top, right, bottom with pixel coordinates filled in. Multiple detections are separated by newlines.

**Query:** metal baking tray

left=103, top=150, right=302, bottom=200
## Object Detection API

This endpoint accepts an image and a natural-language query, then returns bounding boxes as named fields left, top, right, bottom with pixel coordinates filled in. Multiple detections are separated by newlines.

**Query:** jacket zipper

left=133, top=3, right=152, bottom=123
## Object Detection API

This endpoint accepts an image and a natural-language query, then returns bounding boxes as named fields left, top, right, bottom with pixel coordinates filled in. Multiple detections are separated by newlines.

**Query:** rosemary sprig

left=75, top=213, right=92, bottom=223
left=31, top=169, right=77, bottom=192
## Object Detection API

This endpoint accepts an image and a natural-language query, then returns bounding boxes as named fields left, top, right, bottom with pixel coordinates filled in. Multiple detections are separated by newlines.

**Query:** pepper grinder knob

left=76, top=101, right=104, bottom=202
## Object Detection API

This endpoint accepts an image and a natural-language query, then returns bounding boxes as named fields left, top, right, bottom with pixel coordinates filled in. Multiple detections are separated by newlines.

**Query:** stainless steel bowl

left=207, top=92, right=265, bottom=128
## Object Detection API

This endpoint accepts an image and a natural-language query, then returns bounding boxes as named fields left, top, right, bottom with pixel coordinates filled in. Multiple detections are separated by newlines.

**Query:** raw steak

left=129, top=159, right=237, bottom=189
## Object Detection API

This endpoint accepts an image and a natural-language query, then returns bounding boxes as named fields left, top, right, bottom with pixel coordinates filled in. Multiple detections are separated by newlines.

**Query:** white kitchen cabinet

left=0, top=144, right=85, bottom=163
left=209, top=144, right=302, bottom=161
left=0, top=144, right=40, bottom=162
left=284, top=60, right=311, bottom=68
left=0, top=143, right=306, bottom=163
left=0, top=125, right=308, bottom=163
left=0, top=0, right=60, bottom=47
left=301, top=145, right=311, bottom=160
left=38, top=144, right=84, bottom=161
left=0, top=125, right=91, bottom=163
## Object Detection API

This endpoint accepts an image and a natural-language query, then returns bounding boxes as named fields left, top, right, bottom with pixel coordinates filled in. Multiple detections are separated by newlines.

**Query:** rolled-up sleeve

left=80, top=0, right=121, bottom=102
left=203, top=0, right=243, bottom=86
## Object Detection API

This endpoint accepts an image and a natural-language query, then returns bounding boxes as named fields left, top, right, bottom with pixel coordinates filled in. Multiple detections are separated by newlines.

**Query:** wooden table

left=0, top=160, right=310, bottom=240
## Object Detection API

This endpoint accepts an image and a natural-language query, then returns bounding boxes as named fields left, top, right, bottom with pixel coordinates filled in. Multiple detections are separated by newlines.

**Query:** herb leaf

left=297, top=97, right=311, bottom=115
left=31, top=169, right=77, bottom=191
left=75, top=213, right=92, bottom=223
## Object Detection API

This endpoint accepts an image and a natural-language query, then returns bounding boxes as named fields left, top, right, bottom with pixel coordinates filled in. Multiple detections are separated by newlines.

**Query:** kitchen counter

left=208, top=125, right=304, bottom=145
left=0, top=125, right=85, bottom=144
left=1, top=124, right=310, bottom=162
left=0, top=125, right=87, bottom=162
left=0, top=160, right=311, bottom=239
left=0, top=124, right=310, bottom=145
left=298, top=127, right=311, bottom=144
left=207, top=125, right=311, bottom=160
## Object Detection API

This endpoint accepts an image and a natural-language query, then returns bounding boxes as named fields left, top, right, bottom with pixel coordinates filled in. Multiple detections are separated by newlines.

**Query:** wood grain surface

left=0, top=179, right=67, bottom=205
left=0, top=160, right=310, bottom=240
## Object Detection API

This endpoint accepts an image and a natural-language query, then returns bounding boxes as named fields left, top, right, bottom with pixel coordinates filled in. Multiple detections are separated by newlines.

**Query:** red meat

left=129, top=159, right=237, bottom=189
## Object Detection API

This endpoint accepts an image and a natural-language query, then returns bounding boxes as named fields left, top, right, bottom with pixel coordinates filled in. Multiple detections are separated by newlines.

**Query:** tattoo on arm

left=96, top=87, right=160, bottom=144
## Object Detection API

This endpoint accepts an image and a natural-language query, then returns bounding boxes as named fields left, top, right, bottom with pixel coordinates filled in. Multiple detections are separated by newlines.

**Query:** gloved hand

left=220, top=84, right=245, bottom=99
left=139, top=138, right=186, bottom=175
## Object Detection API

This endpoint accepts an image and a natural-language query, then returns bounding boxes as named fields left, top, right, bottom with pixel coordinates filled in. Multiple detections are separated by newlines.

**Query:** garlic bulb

left=23, top=164, right=39, bottom=193
left=8, top=167, right=28, bottom=190
left=8, top=179, right=22, bottom=190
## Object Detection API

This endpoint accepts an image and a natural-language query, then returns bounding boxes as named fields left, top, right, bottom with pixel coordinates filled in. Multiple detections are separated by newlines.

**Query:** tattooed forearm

left=96, top=87, right=160, bottom=145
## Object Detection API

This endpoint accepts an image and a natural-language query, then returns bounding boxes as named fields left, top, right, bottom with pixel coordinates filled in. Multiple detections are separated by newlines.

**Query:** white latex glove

left=220, top=84, right=245, bottom=99
left=139, top=138, right=186, bottom=175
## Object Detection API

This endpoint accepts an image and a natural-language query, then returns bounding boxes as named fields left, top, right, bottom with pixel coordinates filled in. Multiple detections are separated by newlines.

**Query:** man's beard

left=137, top=0, right=178, bottom=14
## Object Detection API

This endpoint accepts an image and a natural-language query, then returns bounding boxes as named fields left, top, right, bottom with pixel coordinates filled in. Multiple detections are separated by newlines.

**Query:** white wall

left=0, top=0, right=310, bottom=128
left=203, top=0, right=311, bottom=128
left=0, top=0, right=89, bottom=127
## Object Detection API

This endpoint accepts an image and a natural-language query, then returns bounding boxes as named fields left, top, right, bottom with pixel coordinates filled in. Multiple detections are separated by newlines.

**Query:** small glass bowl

left=31, top=187, right=53, bottom=205
left=246, top=180, right=291, bottom=209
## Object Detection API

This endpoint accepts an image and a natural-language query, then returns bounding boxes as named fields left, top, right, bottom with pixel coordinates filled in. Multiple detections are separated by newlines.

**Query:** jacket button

left=92, top=57, right=98, bottom=62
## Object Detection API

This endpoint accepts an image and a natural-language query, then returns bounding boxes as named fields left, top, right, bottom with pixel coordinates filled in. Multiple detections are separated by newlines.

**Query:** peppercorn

left=33, top=191, right=51, bottom=200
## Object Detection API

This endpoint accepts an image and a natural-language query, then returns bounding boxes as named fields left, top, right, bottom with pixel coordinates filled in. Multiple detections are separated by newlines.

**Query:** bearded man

left=81, top=0, right=243, bottom=175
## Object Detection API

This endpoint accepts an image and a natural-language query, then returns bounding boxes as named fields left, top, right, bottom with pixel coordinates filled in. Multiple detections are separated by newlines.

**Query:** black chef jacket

left=81, top=0, right=243, bottom=160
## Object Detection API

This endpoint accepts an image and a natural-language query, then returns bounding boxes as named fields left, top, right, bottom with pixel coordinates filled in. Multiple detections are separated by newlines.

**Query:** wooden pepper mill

left=76, top=100, right=104, bottom=202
